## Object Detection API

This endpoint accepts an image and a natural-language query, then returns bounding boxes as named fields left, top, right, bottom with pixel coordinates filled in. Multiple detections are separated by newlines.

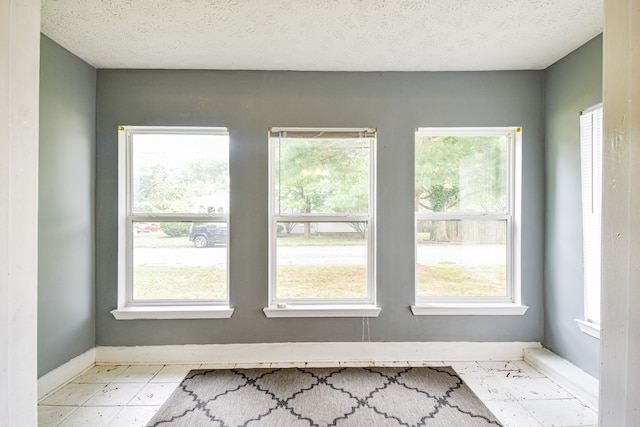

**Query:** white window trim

left=575, top=319, right=601, bottom=339
left=265, top=127, right=378, bottom=317
left=114, top=126, right=233, bottom=320
left=111, top=306, right=234, bottom=320
left=578, top=104, right=603, bottom=336
left=263, top=305, right=381, bottom=318
left=412, top=127, right=526, bottom=315
left=411, top=303, right=528, bottom=316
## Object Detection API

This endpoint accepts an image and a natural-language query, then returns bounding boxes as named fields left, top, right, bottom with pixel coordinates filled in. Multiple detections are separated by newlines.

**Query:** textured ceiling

left=41, top=0, right=603, bottom=71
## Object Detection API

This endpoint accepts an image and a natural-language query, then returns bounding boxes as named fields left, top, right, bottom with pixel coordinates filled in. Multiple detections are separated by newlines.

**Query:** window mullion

left=415, top=212, right=508, bottom=221
left=275, top=214, right=369, bottom=222
left=129, top=213, right=227, bottom=222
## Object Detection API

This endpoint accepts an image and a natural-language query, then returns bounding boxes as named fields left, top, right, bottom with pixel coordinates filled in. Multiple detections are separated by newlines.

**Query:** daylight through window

left=269, top=128, right=376, bottom=306
left=579, top=105, right=603, bottom=330
left=415, top=127, right=519, bottom=304
left=118, top=126, right=230, bottom=306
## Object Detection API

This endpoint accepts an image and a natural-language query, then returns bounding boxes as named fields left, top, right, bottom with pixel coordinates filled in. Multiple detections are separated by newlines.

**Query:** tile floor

left=38, top=360, right=598, bottom=427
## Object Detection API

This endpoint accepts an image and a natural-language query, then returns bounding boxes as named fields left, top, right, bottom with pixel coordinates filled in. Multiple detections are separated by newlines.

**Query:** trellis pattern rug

left=146, top=367, right=503, bottom=426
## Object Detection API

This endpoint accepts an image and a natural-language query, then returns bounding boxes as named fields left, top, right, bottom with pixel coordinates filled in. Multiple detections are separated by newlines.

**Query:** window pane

left=415, top=135, right=507, bottom=213
left=132, top=221, right=227, bottom=300
left=131, top=133, right=229, bottom=214
left=580, top=106, right=603, bottom=325
left=273, top=137, right=370, bottom=215
left=416, top=220, right=507, bottom=297
left=276, top=222, right=367, bottom=299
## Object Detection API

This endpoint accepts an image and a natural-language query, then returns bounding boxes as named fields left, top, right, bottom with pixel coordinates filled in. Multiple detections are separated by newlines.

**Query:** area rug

left=146, top=367, right=503, bottom=426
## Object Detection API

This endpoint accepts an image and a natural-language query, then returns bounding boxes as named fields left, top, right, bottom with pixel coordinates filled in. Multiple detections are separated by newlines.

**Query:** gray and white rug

left=146, top=367, right=503, bottom=426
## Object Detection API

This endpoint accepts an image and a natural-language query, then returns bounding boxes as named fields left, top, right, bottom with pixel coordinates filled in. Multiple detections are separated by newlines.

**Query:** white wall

left=600, top=0, right=640, bottom=425
left=0, top=0, right=41, bottom=425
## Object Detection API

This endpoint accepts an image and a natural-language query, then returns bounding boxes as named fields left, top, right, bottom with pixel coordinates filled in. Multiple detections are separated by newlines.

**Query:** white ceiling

left=41, top=0, right=603, bottom=71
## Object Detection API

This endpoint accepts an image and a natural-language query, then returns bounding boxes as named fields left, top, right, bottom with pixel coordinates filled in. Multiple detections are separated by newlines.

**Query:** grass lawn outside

left=132, top=263, right=505, bottom=300
left=133, top=266, right=227, bottom=300
left=416, top=264, right=506, bottom=297
left=276, top=265, right=367, bottom=299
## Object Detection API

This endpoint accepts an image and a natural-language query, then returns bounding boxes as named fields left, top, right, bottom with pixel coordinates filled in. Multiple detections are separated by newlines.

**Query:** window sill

left=410, top=303, right=529, bottom=316
left=575, top=319, right=601, bottom=339
left=263, top=305, right=381, bottom=318
left=111, top=305, right=234, bottom=320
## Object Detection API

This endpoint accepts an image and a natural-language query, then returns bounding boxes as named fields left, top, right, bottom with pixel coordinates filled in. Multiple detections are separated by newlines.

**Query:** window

left=412, top=127, right=526, bottom=315
left=265, top=128, right=379, bottom=317
left=577, top=105, right=603, bottom=338
left=112, top=126, right=233, bottom=319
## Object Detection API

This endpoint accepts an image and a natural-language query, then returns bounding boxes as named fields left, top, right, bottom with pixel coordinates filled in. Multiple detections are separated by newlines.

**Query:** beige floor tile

left=40, top=382, right=106, bottom=406
left=112, top=365, right=164, bottom=383
left=408, top=361, right=446, bottom=367
left=129, top=383, right=181, bottom=406
left=56, top=406, right=121, bottom=427
left=448, top=361, right=490, bottom=378
left=107, top=406, right=161, bottom=427
left=270, top=361, right=305, bottom=368
left=520, top=398, right=598, bottom=426
left=84, top=383, right=146, bottom=406
left=372, top=361, right=411, bottom=367
left=463, top=376, right=514, bottom=401
left=199, top=362, right=237, bottom=369
left=150, top=365, right=198, bottom=383
left=301, top=361, right=342, bottom=368
left=339, top=361, right=375, bottom=367
left=235, top=362, right=272, bottom=369
left=511, top=360, right=547, bottom=378
left=72, top=365, right=129, bottom=383
left=483, top=400, right=544, bottom=427
left=500, top=377, right=574, bottom=400
left=477, top=360, right=522, bottom=373
left=38, top=405, right=77, bottom=427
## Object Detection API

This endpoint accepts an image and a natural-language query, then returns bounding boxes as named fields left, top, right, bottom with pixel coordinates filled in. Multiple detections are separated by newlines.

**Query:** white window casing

left=112, top=126, right=233, bottom=320
left=265, top=128, right=379, bottom=317
left=412, top=127, right=527, bottom=315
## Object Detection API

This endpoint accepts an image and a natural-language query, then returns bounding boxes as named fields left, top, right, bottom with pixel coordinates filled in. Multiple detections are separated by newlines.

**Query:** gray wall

left=38, top=35, right=96, bottom=377
left=96, top=70, right=544, bottom=346
left=543, top=34, right=602, bottom=378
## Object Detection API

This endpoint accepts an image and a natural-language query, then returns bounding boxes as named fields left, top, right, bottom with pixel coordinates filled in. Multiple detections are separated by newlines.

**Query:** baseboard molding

left=96, top=341, right=541, bottom=365
left=524, top=348, right=599, bottom=409
left=35, top=342, right=543, bottom=400
left=37, top=348, right=96, bottom=401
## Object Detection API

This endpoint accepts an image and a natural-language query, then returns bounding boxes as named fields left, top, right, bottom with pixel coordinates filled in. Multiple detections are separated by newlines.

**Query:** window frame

left=411, top=127, right=527, bottom=315
left=112, top=125, right=233, bottom=320
left=265, top=127, right=379, bottom=317
left=576, top=104, right=603, bottom=339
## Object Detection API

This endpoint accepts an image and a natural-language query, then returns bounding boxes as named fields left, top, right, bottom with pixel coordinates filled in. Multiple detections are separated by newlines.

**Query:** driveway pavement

left=133, top=244, right=504, bottom=267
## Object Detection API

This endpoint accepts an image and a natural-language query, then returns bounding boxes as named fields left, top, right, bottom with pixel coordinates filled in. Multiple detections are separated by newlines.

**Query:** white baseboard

left=36, top=342, right=543, bottom=400
left=38, top=348, right=96, bottom=401
left=524, top=348, right=599, bottom=409
left=96, top=341, right=541, bottom=365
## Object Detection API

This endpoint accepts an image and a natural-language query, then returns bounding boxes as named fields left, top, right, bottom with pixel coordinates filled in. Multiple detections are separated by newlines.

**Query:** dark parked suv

left=188, top=223, right=228, bottom=248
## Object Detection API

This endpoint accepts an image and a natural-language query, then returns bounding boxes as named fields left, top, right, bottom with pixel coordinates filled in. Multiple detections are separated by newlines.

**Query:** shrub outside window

left=414, top=127, right=521, bottom=308
left=268, top=128, right=376, bottom=308
left=116, top=126, right=230, bottom=314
